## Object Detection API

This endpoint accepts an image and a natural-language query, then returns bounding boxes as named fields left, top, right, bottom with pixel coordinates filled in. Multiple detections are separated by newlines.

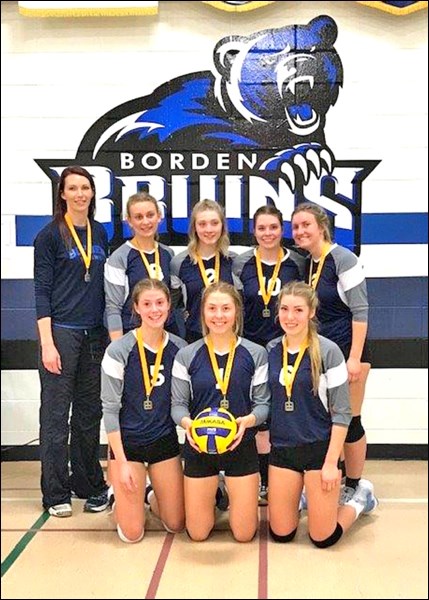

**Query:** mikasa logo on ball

left=199, top=418, right=227, bottom=426
left=191, top=407, right=238, bottom=454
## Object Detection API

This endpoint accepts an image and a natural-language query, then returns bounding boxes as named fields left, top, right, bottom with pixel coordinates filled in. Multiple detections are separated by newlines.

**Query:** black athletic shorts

left=110, top=431, right=180, bottom=465
left=184, top=437, right=259, bottom=478
left=269, top=440, right=332, bottom=473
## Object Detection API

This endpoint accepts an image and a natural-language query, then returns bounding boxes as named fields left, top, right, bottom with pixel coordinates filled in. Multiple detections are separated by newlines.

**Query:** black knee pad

left=310, top=523, right=343, bottom=548
left=269, top=526, right=297, bottom=543
left=346, top=415, right=365, bottom=443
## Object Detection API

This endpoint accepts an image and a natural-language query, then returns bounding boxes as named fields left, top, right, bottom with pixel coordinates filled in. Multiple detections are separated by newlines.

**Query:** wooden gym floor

left=1, top=460, right=427, bottom=599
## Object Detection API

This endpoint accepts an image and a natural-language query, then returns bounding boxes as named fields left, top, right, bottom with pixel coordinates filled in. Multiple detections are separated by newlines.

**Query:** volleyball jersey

left=232, top=248, right=303, bottom=346
left=304, top=244, right=368, bottom=350
left=267, top=335, right=351, bottom=448
left=171, top=337, right=270, bottom=443
left=104, top=241, right=174, bottom=332
left=34, top=220, right=108, bottom=328
left=170, top=250, right=237, bottom=338
left=102, top=330, right=187, bottom=446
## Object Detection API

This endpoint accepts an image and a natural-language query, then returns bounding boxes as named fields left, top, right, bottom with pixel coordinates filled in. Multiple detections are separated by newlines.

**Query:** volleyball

left=191, top=407, right=237, bottom=454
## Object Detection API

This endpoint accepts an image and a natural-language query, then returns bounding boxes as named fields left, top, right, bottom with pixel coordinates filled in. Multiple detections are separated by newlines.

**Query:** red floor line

left=258, top=506, right=268, bottom=600
left=145, top=532, right=175, bottom=599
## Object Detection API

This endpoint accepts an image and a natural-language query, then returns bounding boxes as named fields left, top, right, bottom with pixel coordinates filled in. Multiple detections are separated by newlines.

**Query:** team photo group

left=33, top=164, right=377, bottom=548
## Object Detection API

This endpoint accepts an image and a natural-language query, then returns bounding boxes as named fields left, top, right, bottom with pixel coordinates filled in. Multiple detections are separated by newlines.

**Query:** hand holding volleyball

left=191, top=407, right=237, bottom=454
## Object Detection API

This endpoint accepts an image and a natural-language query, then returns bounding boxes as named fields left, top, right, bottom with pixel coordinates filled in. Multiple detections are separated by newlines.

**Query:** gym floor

left=1, top=460, right=427, bottom=599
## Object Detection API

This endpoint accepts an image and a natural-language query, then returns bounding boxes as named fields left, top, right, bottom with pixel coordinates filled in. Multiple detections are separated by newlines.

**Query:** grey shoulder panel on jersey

left=106, top=330, right=137, bottom=363
left=232, top=249, right=254, bottom=279
left=170, top=249, right=189, bottom=276
left=267, top=335, right=283, bottom=354
left=106, top=242, right=132, bottom=269
left=319, top=335, right=345, bottom=369
left=159, top=242, right=175, bottom=258
left=240, top=337, right=269, bottom=366
left=168, top=332, right=188, bottom=350
left=330, top=244, right=358, bottom=273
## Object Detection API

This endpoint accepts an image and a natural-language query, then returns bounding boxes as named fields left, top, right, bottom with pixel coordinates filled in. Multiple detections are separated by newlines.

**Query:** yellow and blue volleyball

left=191, top=407, right=237, bottom=454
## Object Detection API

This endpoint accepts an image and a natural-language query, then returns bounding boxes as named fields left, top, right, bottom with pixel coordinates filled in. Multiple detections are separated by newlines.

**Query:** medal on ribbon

left=282, top=337, right=308, bottom=412
left=65, top=213, right=92, bottom=283
left=205, top=335, right=237, bottom=411
left=136, top=328, right=165, bottom=411
left=255, top=248, right=283, bottom=318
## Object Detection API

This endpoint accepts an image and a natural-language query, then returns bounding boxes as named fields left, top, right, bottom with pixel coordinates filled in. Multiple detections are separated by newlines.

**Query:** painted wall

left=1, top=1, right=427, bottom=452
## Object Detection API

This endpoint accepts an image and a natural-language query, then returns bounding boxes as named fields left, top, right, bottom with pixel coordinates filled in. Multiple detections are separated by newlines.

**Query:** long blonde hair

left=201, top=282, right=243, bottom=337
left=188, top=199, right=230, bottom=262
left=277, top=281, right=321, bottom=394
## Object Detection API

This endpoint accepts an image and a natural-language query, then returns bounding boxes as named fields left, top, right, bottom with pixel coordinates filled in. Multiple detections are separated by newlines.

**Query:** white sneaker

left=48, top=503, right=72, bottom=518
left=349, top=479, right=379, bottom=514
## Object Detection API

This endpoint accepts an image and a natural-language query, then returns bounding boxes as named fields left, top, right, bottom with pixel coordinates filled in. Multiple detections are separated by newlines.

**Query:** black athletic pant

left=39, top=326, right=108, bottom=508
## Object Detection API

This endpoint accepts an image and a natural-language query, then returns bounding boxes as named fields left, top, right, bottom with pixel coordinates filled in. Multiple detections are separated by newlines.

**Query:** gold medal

left=143, top=397, right=153, bottom=411
left=284, top=398, right=294, bottom=412
left=220, top=397, right=229, bottom=409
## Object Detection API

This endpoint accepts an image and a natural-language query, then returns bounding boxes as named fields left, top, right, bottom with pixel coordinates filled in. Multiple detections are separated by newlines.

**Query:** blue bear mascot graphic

left=81, top=15, right=343, bottom=191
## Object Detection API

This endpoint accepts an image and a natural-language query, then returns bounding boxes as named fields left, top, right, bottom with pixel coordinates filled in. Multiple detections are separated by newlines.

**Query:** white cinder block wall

left=1, top=1, right=428, bottom=450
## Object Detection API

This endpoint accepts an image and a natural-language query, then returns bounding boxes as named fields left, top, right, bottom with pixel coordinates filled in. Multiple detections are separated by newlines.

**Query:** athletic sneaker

left=106, top=486, right=115, bottom=513
left=340, top=485, right=355, bottom=505
left=349, top=479, right=379, bottom=514
left=216, top=475, right=229, bottom=511
left=83, top=489, right=109, bottom=513
left=144, top=484, right=154, bottom=506
left=258, top=484, right=268, bottom=506
left=48, top=503, right=72, bottom=518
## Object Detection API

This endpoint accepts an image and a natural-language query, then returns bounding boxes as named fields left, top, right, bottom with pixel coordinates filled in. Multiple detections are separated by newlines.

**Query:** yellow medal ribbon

left=64, top=213, right=92, bottom=280
left=205, top=335, right=237, bottom=408
left=196, top=252, right=220, bottom=287
left=133, top=239, right=161, bottom=280
left=282, top=337, right=308, bottom=410
left=308, top=243, right=331, bottom=290
left=136, top=328, right=165, bottom=410
left=255, top=247, right=283, bottom=311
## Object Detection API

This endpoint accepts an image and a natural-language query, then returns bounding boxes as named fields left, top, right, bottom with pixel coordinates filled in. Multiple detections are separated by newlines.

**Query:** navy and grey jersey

left=267, top=335, right=351, bottom=448
left=232, top=248, right=303, bottom=346
left=101, top=330, right=187, bottom=446
left=104, top=241, right=174, bottom=333
left=304, top=244, right=368, bottom=350
left=171, top=337, right=270, bottom=444
left=170, top=250, right=237, bottom=337
left=34, top=220, right=108, bottom=328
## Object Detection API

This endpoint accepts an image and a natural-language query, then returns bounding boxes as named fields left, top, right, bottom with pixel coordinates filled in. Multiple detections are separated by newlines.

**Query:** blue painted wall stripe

left=361, top=213, right=428, bottom=244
